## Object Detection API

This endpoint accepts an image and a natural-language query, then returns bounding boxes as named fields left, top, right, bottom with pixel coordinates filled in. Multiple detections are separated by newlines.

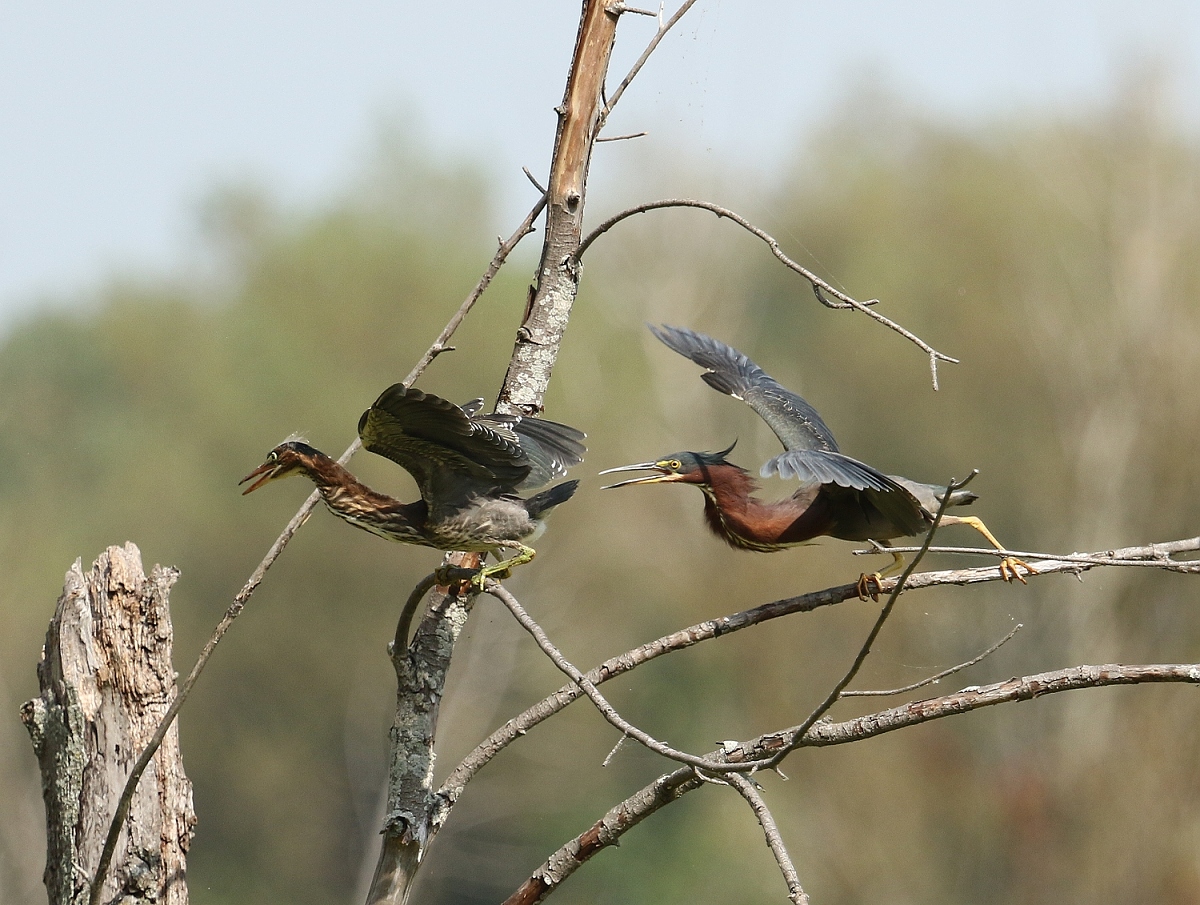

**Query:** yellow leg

left=857, top=551, right=906, bottom=601
left=940, top=515, right=1035, bottom=584
left=471, top=544, right=536, bottom=590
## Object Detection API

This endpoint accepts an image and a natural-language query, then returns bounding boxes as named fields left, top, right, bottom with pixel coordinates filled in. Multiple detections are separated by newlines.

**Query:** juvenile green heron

left=241, top=383, right=585, bottom=586
left=601, top=325, right=1032, bottom=594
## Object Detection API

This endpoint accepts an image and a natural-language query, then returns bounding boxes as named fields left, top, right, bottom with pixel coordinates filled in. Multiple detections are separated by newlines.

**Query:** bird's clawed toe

left=999, top=557, right=1036, bottom=584
left=856, top=572, right=885, bottom=602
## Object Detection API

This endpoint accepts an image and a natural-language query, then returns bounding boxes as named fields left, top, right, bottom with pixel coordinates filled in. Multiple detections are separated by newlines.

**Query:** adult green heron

left=601, top=325, right=1032, bottom=594
left=241, top=383, right=585, bottom=586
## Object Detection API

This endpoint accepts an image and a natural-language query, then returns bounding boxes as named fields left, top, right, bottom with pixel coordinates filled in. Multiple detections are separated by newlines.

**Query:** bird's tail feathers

left=524, top=479, right=580, bottom=519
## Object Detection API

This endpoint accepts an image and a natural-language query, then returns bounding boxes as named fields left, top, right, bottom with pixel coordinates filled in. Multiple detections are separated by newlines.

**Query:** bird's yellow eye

left=668, top=459, right=682, bottom=470
left=268, top=451, right=278, bottom=462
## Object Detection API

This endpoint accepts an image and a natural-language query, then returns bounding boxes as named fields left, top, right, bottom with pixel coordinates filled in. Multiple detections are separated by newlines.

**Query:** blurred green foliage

left=4, top=77, right=1200, bottom=905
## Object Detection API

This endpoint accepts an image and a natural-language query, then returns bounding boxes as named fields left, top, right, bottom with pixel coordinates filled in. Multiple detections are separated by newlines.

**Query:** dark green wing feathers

left=358, top=384, right=585, bottom=511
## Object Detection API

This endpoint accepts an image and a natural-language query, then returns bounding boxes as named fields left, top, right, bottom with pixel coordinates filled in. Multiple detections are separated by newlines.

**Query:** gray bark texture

left=21, top=543, right=195, bottom=905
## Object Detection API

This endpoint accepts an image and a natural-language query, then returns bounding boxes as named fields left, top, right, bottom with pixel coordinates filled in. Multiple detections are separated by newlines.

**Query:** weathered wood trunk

left=21, top=543, right=195, bottom=905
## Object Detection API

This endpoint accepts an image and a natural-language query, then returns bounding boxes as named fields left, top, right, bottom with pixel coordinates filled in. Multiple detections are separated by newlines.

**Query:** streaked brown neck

left=296, top=450, right=428, bottom=542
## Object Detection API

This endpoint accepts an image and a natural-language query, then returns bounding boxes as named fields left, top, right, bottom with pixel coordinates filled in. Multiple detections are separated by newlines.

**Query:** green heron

left=241, top=383, right=585, bottom=586
left=601, top=325, right=1032, bottom=594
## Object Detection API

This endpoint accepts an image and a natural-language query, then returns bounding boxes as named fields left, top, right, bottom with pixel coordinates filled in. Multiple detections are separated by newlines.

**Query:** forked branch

left=505, top=661, right=1200, bottom=904
left=723, top=773, right=809, bottom=905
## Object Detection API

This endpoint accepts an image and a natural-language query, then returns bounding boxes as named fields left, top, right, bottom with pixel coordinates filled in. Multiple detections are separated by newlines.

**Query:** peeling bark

left=22, top=544, right=194, bottom=905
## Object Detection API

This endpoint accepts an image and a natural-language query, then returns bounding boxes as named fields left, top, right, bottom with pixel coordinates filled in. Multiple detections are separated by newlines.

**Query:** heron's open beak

left=598, top=462, right=684, bottom=490
left=239, top=461, right=283, bottom=495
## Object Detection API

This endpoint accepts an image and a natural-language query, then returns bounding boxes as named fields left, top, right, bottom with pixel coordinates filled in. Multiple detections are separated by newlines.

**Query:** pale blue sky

left=2, top=2, right=1197, bottom=330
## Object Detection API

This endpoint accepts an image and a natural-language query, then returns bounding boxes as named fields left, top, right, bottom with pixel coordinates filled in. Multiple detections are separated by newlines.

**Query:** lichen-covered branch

left=496, top=0, right=621, bottom=415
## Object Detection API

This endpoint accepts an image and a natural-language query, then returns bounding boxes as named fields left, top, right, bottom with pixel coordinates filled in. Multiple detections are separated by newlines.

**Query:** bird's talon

left=999, top=557, right=1034, bottom=584
left=856, top=572, right=884, bottom=602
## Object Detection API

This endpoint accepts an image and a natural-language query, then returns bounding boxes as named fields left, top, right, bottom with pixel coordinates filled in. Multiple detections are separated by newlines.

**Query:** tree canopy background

left=3, top=76, right=1200, bottom=904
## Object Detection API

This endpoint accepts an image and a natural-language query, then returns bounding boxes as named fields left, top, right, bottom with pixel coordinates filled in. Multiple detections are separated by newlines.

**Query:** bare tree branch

left=440, top=534, right=1200, bottom=808
left=842, top=622, right=1023, bottom=697
left=738, top=662, right=1200, bottom=757
left=576, top=198, right=960, bottom=389
left=485, top=582, right=746, bottom=773
left=859, top=537, right=1200, bottom=573
left=509, top=660, right=1200, bottom=903
left=501, top=766, right=704, bottom=905
left=761, top=475, right=967, bottom=770
left=722, top=773, right=809, bottom=905
left=598, top=0, right=698, bottom=131
left=596, top=130, right=648, bottom=142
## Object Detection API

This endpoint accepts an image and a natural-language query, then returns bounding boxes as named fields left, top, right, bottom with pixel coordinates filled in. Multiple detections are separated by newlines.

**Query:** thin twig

left=842, top=623, right=1024, bottom=697
left=733, top=662, right=1200, bottom=760
left=723, top=774, right=809, bottom=905
left=484, top=582, right=744, bottom=773
left=89, top=190, right=550, bottom=905
left=614, top=4, right=659, bottom=16
left=596, top=131, right=648, bottom=142
left=599, top=0, right=698, bottom=131
left=523, top=166, right=547, bottom=194
left=577, top=198, right=958, bottom=389
left=602, top=733, right=630, bottom=767
left=765, top=475, right=972, bottom=769
left=857, top=539, right=1200, bottom=573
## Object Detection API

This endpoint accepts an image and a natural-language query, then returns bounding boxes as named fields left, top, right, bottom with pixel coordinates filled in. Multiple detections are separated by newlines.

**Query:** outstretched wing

left=770, top=449, right=931, bottom=540
left=650, top=324, right=839, bottom=453
left=477, top=412, right=587, bottom=490
left=359, top=385, right=531, bottom=509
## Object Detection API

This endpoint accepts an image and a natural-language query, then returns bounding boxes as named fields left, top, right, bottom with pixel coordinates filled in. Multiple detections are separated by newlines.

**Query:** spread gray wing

left=650, top=324, right=839, bottom=452
left=769, top=449, right=931, bottom=539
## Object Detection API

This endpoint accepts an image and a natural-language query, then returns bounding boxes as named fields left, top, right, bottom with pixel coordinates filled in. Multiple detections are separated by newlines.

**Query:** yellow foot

left=999, top=556, right=1036, bottom=584
left=856, top=572, right=885, bottom=602
left=470, top=565, right=512, bottom=591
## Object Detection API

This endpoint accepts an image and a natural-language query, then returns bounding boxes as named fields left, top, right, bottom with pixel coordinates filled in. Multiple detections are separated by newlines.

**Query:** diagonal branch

left=842, top=622, right=1023, bottom=698
left=761, top=474, right=967, bottom=770
left=501, top=765, right=703, bottom=905
left=722, top=773, right=809, bottom=905
left=598, top=1, right=698, bottom=132
left=576, top=198, right=959, bottom=389
left=485, top=582, right=744, bottom=773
